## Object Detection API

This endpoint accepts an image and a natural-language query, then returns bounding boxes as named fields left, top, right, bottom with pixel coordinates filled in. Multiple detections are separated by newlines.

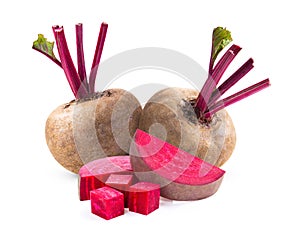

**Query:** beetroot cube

left=128, top=182, right=160, bottom=215
left=90, top=187, right=124, bottom=220
left=105, top=174, right=134, bottom=208
left=78, top=170, right=105, bottom=201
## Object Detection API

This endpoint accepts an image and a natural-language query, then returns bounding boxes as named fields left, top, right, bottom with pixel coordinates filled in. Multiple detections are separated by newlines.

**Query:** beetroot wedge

left=130, top=129, right=225, bottom=201
left=78, top=156, right=133, bottom=201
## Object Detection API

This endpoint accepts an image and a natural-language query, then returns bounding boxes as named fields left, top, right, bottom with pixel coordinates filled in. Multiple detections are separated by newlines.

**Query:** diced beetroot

left=90, top=187, right=124, bottom=220
left=78, top=156, right=133, bottom=201
left=128, top=182, right=160, bottom=215
left=130, top=129, right=225, bottom=201
left=105, top=174, right=134, bottom=191
left=105, top=174, right=134, bottom=208
left=78, top=174, right=105, bottom=201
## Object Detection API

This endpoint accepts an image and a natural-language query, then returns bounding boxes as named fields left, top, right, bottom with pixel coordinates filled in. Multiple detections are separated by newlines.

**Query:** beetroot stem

left=76, top=23, right=89, bottom=93
left=52, top=26, right=88, bottom=99
left=208, top=58, right=254, bottom=106
left=89, top=22, right=108, bottom=93
left=195, top=44, right=241, bottom=114
left=32, top=47, right=62, bottom=68
left=204, top=78, right=270, bottom=118
left=208, top=40, right=214, bottom=75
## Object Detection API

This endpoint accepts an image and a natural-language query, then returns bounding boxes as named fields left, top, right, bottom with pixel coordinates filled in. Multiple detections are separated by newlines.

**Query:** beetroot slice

left=78, top=156, right=133, bottom=201
left=128, top=182, right=160, bottom=215
left=130, top=129, right=225, bottom=201
left=90, top=186, right=124, bottom=220
left=105, top=174, right=134, bottom=207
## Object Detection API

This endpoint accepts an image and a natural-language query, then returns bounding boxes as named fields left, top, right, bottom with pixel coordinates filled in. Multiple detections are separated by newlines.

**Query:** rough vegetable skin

left=138, top=88, right=236, bottom=167
left=130, top=129, right=225, bottom=201
left=45, top=88, right=142, bottom=174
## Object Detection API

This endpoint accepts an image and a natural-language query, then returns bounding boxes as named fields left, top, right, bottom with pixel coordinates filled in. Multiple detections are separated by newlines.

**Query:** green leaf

left=211, top=27, right=232, bottom=66
left=32, top=34, right=61, bottom=65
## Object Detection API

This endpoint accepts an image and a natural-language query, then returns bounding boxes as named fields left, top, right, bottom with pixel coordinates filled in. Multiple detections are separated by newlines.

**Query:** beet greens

left=194, top=27, right=270, bottom=121
left=33, top=24, right=270, bottom=117
left=32, top=22, right=108, bottom=99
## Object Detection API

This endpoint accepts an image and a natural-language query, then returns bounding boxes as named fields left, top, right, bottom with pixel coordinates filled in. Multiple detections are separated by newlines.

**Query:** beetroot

left=130, top=129, right=225, bottom=201
left=78, top=156, right=133, bottom=201
left=33, top=23, right=142, bottom=173
left=105, top=174, right=134, bottom=207
left=90, top=187, right=124, bottom=220
left=138, top=88, right=236, bottom=167
left=138, top=27, right=270, bottom=167
left=128, top=182, right=160, bottom=215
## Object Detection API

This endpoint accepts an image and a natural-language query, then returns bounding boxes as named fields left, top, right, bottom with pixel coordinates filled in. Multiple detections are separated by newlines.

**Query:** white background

left=1, top=0, right=299, bottom=237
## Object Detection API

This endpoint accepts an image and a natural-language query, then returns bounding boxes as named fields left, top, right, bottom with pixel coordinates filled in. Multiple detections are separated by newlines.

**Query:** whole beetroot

left=33, top=23, right=142, bottom=173
left=46, top=89, right=141, bottom=173
left=138, top=27, right=270, bottom=167
left=139, top=87, right=235, bottom=167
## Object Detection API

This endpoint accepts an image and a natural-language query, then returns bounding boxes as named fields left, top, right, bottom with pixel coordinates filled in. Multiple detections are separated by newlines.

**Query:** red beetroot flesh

left=106, top=174, right=134, bottom=207
left=78, top=156, right=133, bottom=201
left=90, top=187, right=124, bottom=220
left=130, top=129, right=225, bottom=201
left=128, top=182, right=160, bottom=215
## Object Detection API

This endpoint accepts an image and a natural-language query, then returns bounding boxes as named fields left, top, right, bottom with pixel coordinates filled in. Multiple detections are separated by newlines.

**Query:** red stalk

left=208, top=40, right=215, bottom=76
left=32, top=47, right=62, bottom=68
left=89, top=22, right=108, bottom=93
left=52, top=26, right=88, bottom=99
left=208, top=58, right=254, bottom=106
left=204, top=79, right=270, bottom=118
left=76, top=23, right=88, bottom=92
left=195, top=44, right=241, bottom=114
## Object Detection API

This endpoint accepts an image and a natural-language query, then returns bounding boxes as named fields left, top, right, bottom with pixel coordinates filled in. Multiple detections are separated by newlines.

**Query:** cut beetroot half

left=130, top=129, right=225, bottom=201
left=78, top=156, right=133, bottom=201
left=105, top=174, right=134, bottom=207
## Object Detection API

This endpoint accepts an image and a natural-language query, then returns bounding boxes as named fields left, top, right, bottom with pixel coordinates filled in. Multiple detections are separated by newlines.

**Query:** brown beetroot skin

left=45, top=88, right=142, bottom=173
left=138, top=87, right=236, bottom=167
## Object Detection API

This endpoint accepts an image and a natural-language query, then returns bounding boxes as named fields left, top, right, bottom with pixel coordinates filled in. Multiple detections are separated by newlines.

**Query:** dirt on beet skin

left=45, top=88, right=142, bottom=173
